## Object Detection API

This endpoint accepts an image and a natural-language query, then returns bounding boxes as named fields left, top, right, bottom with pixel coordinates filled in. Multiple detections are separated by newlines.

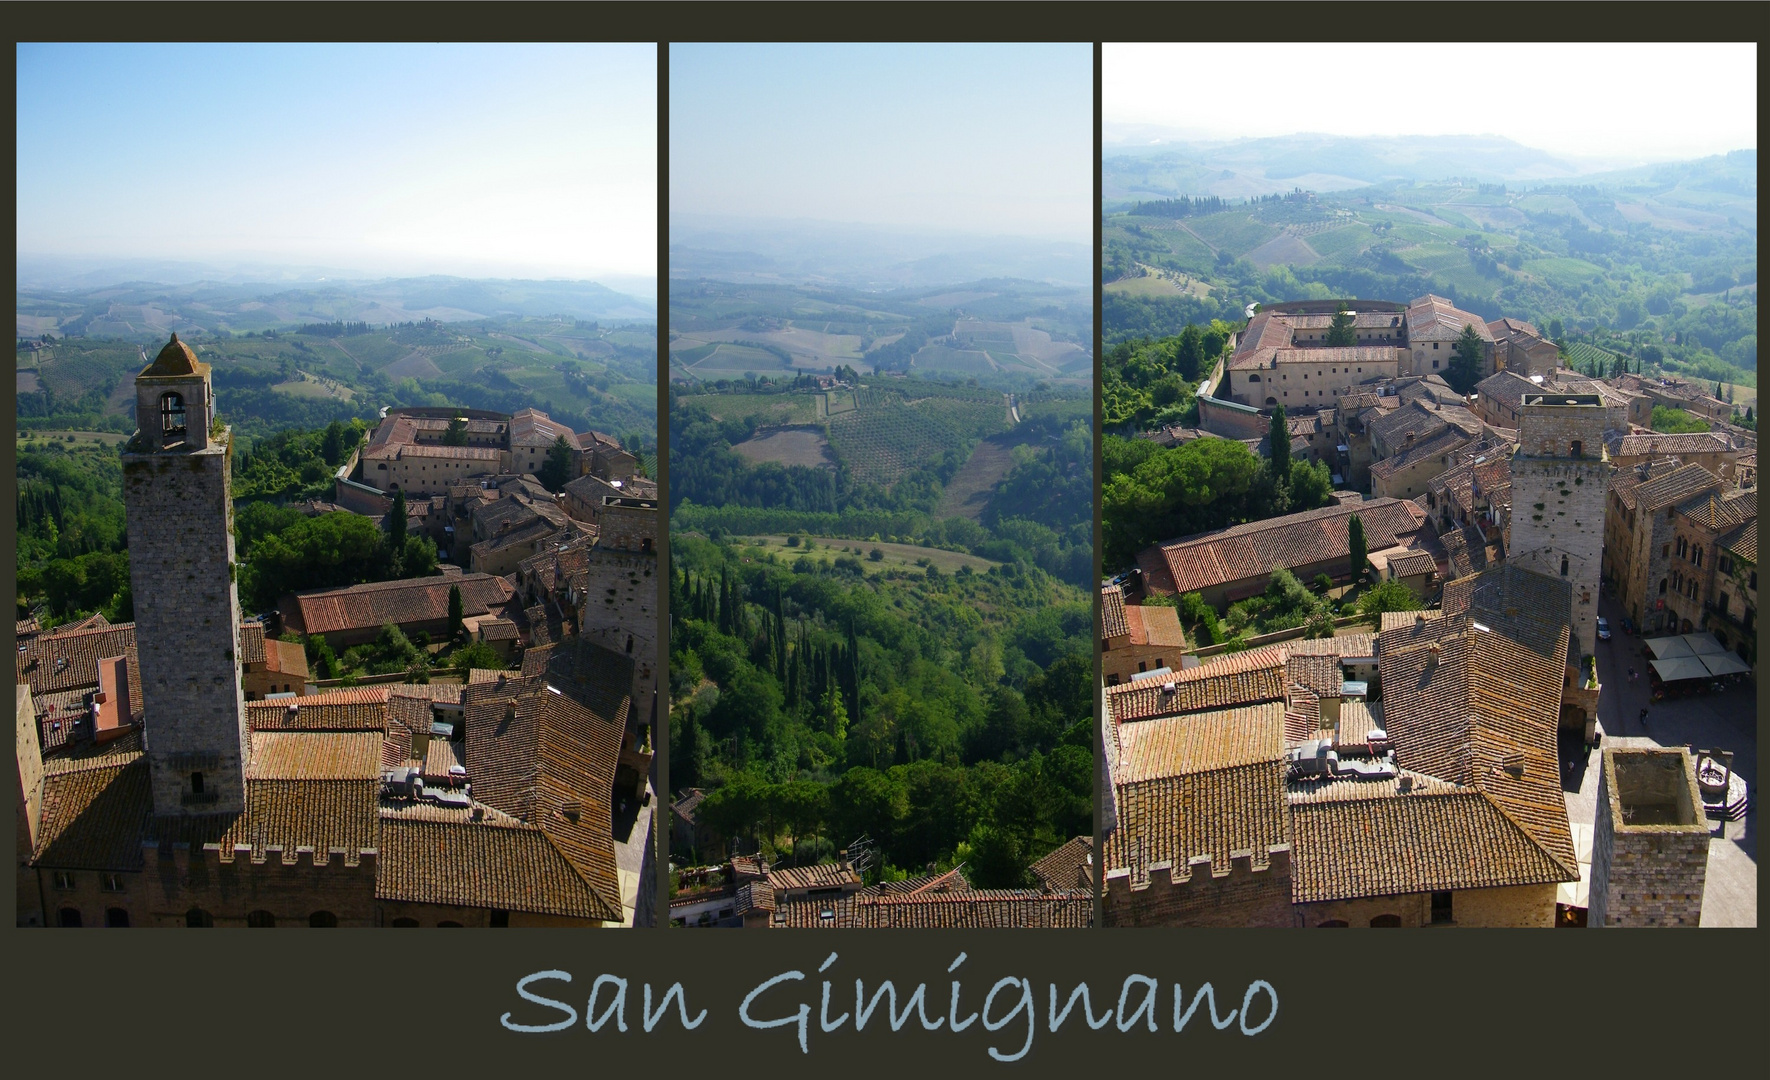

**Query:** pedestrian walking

left=1638, top=707, right=1649, bottom=729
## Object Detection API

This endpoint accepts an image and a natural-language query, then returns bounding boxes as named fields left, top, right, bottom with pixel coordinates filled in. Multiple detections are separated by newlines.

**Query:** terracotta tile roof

left=1631, top=462, right=1722, bottom=513
left=736, top=880, right=776, bottom=914
left=1376, top=617, right=1576, bottom=875
left=32, top=758, right=150, bottom=871
left=1030, top=836, right=1094, bottom=892
left=264, top=638, right=307, bottom=678
left=1474, top=370, right=1540, bottom=413
left=478, top=618, right=520, bottom=642
left=472, top=516, right=570, bottom=560
left=1113, top=703, right=1287, bottom=782
left=241, top=621, right=268, bottom=665
left=1101, top=584, right=1129, bottom=639
left=1285, top=653, right=1342, bottom=697
left=248, top=731, right=383, bottom=780
left=673, top=788, right=707, bottom=823
left=148, top=778, right=381, bottom=865
left=17, top=624, right=137, bottom=695
left=459, top=656, right=627, bottom=917
left=877, top=866, right=972, bottom=895
left=767, top=863, right=862, bottom=892
left=564, top=472, right=657, bottom=504
left=1284, top=688, right=1322, bottom=743
left=376, top=817, right=618, bottom=920
left=1426, top=449, right=1512, bottom=518
left=1369, top=429, right=1475, bottom=480
left=773, top=890, right=1093, bottom=928
left=1616, top=432, right=1732, bottom=458
left=423, top=738, right=465, bottom=783
left=1288, top=634, right=1376, bottom=659
left=1406, top=294, right=1492, bottom=341
left=1138, top=498, right=1426, bottom=596
left=388, top=682, right=465, bottom=705
left=246, top=687, right=391, bottom=731
left=1439, top=563, right=1572, bottom=661
left=17, top=616, right=41, bottom=637
left=509, top=408, right=581, bottom=450
left=1125, top=604, right=1186, bottom=649
left=41, top=726, right=145, bottom=773
left=1103, top=761, right=1290, bottom=882
left=284, top=573, right=513, bottom=637
left=1674, top=489, right=1756, bottom=534
left=1720, top=519, right=1756, bottom=564
left=1386, top=550, right=1438, bottom=579
left=1105, top=661, right=1285, bottom=723
left=1288, top=785, right=1573, bottom=903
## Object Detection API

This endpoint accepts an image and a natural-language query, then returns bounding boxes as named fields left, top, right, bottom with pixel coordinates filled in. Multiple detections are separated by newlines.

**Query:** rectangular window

left=101, top=873, right=125, bottom=893
left=1430, top=891, right=1453, bottom=924
left=53, top=871, right=75, bottom=890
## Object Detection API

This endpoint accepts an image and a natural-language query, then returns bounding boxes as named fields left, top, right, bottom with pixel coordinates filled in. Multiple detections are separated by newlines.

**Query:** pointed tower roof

left=140, top=332, right=205, bottom=378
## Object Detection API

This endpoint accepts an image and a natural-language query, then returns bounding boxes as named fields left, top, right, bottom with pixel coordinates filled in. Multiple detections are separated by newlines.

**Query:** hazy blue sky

left=1106, top=43, right=1756, bottom=162
left=671, top=43, right=1092, bottom=244
left=16, top=43, right=656, bottom=281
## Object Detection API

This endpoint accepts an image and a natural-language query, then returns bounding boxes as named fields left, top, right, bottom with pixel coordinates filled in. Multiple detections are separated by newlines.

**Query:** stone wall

left=123, top=439, right=249, bottom=818
left=1103, top=846, right=1295, bottom=927
left=1197, top=395, right=1271, bottom=440
left=139, top=841, right=379, bottom=927
left=1295, top=883, right=1555, bottom=927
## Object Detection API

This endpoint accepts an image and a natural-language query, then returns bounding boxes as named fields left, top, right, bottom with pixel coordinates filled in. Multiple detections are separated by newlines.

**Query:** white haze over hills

left=669, top=213, right=1092, bottom=291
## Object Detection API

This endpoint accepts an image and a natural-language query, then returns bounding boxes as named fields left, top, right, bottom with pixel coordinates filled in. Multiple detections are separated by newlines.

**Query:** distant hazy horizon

left=16, top=43, right=658, bottom=284
left=670, top=43, right=1093, bottom=249
left=1106, top=42, right=1756, bottom=165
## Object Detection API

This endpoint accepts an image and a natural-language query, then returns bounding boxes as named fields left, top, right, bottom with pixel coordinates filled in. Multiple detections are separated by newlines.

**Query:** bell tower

left=122, top=333, right=249, bottom=817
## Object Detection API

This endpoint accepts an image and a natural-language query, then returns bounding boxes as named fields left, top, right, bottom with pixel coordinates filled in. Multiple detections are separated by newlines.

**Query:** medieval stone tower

left=1510, top=395, right=1608, bottom=659
left=1588, top=746, right=1710, bottom=927
left=122, top=333, right=249, bottom=817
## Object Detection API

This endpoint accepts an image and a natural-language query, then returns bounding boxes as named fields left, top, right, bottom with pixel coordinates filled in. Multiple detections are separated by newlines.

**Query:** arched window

left=1658, top=579, right=1667, bottom=595
left=247, top=910, right=276, bottom=928
left=1369, top=914, right=1401, bottom=927
left=59, top=907, right=83, bottom=928
left=1265, top=397, right=1278, bottom=407
left=1570, top=440, right=1582, bottom=458
left=1247, top=373, right=1262, bottom=382
left=309, top=911, right=338, bottom=928
left=186, top=908, right=213, bottom=927
left=1316, top=919, right=1348, bottom=928
left=391, top=917, right=420, bottom=928
left=106, top=907, right=130, bottom=928
left=160, top=392, right=187, bottom=438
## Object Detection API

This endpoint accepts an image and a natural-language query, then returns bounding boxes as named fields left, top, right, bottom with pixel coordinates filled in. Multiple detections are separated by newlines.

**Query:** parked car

left=1596, top=616, right=1612, bottom=641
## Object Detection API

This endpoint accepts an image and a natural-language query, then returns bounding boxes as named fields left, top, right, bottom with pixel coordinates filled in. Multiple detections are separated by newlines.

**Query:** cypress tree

left=1269, top=404, right=1291, bottom=482
left=1348, top=513, right=1368, bottom=583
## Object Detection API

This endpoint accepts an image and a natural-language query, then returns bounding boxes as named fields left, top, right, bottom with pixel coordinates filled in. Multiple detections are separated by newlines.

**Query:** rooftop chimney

left=1426, top=642, right=1441, bottom=672
left=93, top=655, right=135, bottom=742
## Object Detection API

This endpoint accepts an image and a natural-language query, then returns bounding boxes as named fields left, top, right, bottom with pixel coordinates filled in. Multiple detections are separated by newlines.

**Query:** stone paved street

left=1563, top=594, right=1758, bottom=926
